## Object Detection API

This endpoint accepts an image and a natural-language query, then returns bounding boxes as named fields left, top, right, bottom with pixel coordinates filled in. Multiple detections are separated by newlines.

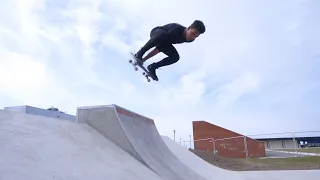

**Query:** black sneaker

left=134, top=53, right=144, bottom=66
left=147, top=63, right=159, bottom=81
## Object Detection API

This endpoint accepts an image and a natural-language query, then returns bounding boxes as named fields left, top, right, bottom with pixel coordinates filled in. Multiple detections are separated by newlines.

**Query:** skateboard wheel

left=134, top=67, right=138, bottom=71
left=147, top=79, right=150, bottom=82
left=129, top=60, right=132, bottom=63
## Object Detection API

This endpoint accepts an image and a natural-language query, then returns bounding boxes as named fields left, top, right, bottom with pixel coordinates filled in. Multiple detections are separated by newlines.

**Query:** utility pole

left=173, top=130, right=176, bottom=141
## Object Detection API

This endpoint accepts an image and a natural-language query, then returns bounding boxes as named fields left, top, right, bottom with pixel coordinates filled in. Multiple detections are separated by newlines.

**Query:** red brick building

left=193, top=121, right=266, bottom=158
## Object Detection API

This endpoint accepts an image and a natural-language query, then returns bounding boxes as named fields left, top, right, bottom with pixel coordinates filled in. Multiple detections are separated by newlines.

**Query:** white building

left=251, top=133, right=320, bottom=149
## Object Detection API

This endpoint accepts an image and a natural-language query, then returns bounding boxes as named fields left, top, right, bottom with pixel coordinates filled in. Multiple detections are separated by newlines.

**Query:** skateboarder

left=133, top=20, right=206, bottom=81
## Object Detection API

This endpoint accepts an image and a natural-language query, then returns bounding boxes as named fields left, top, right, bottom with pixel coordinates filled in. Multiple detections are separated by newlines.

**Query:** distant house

left=4, top=105, right=76, bottom=121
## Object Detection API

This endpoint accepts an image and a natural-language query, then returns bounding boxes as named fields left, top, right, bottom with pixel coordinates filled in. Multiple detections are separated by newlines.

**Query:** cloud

left=0, top=48, right=74, bottom=108
left=0, top=0, right=319, bottom=143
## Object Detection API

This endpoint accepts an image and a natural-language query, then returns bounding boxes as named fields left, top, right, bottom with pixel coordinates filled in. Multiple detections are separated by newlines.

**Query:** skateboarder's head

left=185, top=20, right=206, bottom=41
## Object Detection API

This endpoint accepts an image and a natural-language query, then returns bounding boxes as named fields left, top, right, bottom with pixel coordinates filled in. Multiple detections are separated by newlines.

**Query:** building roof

left=248, top=131, right=320, bottom=140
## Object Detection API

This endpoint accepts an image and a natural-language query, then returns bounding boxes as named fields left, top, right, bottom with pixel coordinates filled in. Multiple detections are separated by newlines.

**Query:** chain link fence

left=176, top=131, right=320, bottom=158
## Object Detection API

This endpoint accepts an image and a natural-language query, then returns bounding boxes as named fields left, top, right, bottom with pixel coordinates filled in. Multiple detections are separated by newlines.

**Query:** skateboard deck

left=129, top=53, right=156, bottom=82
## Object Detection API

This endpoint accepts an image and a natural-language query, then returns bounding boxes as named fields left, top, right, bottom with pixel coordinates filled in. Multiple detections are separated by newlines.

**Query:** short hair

left=190, top=20, right=205, bottom=34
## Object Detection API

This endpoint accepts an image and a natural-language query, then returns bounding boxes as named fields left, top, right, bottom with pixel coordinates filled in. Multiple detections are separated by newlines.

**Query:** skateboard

left=129, top=53, right=155, bottom=82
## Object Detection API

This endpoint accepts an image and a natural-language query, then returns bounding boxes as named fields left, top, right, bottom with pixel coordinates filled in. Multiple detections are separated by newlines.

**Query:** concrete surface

left=2, top=104, right=320, bottom=180
left=0, top=109, right=162, bottom=180
left=77, top=104, right=208, bottom=180
left=162, top=136, right=320, bottom=180
left=267, top=149, right=320, bottom=157
left=265, top=149, right=305, bottom=158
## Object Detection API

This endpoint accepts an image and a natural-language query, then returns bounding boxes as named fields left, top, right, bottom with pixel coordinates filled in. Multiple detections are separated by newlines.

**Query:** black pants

left=138, top=28, right=180, bottom=69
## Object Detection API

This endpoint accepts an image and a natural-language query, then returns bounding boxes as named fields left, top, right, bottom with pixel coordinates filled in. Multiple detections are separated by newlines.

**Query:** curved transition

left=162, top=136, right=320, bottom=180
left=77, top=104, right=208, bottom=180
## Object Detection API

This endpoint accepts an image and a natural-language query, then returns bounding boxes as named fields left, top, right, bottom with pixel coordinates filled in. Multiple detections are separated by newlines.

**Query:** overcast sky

left=0, top=0, right=319, bottom=143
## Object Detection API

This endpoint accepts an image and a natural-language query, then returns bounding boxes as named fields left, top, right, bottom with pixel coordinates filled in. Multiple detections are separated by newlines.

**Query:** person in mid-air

left=134, top=20, right=206, bottom=81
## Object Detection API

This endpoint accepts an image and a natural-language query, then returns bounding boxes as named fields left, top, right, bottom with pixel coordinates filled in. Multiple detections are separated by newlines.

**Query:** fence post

left=212, top=138, right=216, bottom=154
left=290, top=132, right=298, bottom=157
left=244, top=136, right=248, bottom=158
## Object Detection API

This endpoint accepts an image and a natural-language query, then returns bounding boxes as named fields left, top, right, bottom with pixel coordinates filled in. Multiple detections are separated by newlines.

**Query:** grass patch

left=191, top=149, right=320, bottom=171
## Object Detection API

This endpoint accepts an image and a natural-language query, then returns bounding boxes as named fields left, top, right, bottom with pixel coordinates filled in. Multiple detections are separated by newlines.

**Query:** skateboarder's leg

left=154, top=45, right=180, bottom=67
left=147, top=45, right=179, bottom=80
left=134, top=29, right=170, bottom=64
left=142, top=48, right=160, bottom=61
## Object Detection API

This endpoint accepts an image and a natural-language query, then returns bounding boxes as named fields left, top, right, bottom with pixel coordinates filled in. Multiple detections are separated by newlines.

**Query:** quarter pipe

left=76, top=104, right=208, bottom=180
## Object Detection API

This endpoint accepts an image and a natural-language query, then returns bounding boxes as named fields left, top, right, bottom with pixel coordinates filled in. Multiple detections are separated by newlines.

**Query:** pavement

left=1, top=104, right=320, bottom=180
left=264, top=149, right=305, bottom=158
left=162, top=135, right=320, bottom=180
left=266, top=149, right=320, bottom=157
left=0, top=108, right=161, bottom=180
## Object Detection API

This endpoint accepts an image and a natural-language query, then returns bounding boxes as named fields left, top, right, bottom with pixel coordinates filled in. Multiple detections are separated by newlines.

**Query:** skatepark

left=1, top=104, right=319, bottom=180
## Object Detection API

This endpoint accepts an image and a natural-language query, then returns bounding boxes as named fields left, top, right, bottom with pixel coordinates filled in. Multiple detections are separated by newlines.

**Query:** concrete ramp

left=0, top=109, right=163, bottom=180
left=77, top=104, right=208, bottom=180
left=162, top=136, right=320, bottom=180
